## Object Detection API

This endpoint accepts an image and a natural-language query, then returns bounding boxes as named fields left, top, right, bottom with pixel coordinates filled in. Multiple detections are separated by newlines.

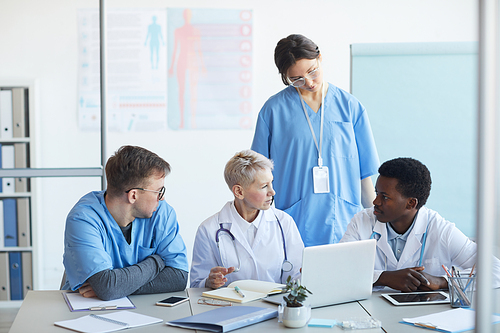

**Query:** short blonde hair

left=224, top=150, right=274, bottom=189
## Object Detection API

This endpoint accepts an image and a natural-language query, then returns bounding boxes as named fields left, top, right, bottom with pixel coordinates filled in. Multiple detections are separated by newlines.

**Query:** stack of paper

left=401, top=308, right=500, bottom=332
left=54, top=311, right=162, bottom=333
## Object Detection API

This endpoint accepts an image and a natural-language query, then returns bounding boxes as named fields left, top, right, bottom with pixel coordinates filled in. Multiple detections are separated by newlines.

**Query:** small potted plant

left=281, top=275, right=312, bottom=328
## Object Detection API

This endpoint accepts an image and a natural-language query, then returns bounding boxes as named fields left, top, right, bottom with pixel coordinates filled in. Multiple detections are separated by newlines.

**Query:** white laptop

left=264, top=239, right=376, bottom=308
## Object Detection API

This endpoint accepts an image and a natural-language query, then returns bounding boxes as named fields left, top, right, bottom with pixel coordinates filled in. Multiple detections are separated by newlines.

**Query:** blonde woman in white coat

left=190, top=150, right=304, bottom=289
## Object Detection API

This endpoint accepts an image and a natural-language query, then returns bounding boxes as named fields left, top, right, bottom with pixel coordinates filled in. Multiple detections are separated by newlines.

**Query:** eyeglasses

left=125, top=186, right=165, bottom=201
left=197, top=298, right=232, bottom=307
left=288, top=60, right=321, bottom=88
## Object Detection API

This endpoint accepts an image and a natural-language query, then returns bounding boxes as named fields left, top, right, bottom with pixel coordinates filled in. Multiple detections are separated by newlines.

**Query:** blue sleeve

left=63, top=210, right=114, bottom=291
left=354, top=109, right=379, bottom=179
left=154, top=202, right=189, bottom=272
left=251, top=109, right=271, bottom=158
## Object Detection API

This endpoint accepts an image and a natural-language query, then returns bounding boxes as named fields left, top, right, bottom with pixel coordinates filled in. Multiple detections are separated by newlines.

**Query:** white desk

left=360, top=289, right=500, bottom=333
left=187, top=288, right=382, bottom=333
left=8, top=288, right=500, bottom=332
left=8, top=290, right=191, bottom=333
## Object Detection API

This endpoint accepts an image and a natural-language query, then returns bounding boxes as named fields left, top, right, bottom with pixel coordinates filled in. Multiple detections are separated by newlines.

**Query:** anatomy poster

left=167, top=8, right=253, bottom=130
left=77, top=9, right=167, bottom=132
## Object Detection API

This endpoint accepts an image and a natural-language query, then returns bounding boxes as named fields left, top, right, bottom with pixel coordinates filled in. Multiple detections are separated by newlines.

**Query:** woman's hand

left=205, top=266, right=235, bottom=289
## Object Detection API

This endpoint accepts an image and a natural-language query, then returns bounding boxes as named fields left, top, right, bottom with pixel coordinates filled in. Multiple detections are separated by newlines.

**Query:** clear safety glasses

left=288, top=60, right=321, bottom=87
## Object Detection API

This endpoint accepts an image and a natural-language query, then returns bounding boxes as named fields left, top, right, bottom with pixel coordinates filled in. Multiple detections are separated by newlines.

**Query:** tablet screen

left=382, top=291, right=449, bottom=306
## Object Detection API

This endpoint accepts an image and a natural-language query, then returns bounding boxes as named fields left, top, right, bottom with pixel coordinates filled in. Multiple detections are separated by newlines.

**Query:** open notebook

left=202, top=280, right=285, bottom=303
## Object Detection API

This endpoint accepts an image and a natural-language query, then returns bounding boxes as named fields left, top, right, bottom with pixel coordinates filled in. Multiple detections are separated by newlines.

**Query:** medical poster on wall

left=167, top=8, right=253, bottom=130
left=77, top=9, right=168, bottom=132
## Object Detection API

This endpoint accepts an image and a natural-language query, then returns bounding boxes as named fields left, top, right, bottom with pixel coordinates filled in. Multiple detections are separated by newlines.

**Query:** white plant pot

left=282, top=305, right=310, bottom=328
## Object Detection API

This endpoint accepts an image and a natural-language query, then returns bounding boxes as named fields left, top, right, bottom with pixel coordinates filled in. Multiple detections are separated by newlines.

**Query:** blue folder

left=3, top=199, right=18, bottom=246
left=167, top=306, right=278, bottom=332
left=8, top=252, right=23, bottom=300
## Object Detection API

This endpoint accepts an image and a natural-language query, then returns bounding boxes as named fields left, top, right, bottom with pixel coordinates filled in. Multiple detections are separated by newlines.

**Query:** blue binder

left=8, top=252, right=23, bottom=300
left=3, top=199, right=18, bottom=246
left=168, top=306, right=278, bottom=332
left=0, top=142, right=3, bottom=192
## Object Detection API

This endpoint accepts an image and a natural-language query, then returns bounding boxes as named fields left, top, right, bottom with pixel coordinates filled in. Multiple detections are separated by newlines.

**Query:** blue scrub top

left=251, top=83, right=379, bottom=246
left=62, top=191, right=188, bottom=290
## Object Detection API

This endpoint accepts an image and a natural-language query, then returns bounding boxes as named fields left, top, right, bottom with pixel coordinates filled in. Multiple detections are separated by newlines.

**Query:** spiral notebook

left=54, top=310, right=162, bottom=333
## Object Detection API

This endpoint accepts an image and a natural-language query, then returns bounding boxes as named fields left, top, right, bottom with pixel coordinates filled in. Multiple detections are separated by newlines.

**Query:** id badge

left=313, top=166, right=330, bottom=193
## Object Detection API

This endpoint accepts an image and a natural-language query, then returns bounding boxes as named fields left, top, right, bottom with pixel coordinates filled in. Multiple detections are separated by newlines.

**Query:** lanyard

left=297, top=81, right=326, bottom=167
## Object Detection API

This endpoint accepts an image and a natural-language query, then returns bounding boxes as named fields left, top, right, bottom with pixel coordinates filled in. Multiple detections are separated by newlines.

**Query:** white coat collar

left=216, top=201, right=278, bottom=254
left=217, top=201, right=278, bottom=225
left=371, top=207, right=429, bottom=268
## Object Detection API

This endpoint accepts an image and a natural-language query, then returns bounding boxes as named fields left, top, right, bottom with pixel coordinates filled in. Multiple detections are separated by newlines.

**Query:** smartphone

left=155, top=296, right=189, bottom=307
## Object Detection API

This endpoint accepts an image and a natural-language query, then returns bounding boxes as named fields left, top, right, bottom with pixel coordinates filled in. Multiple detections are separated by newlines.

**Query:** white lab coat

left=340, top=206, right=500, bottom=288
left=190, top=201, right=304, bottom=288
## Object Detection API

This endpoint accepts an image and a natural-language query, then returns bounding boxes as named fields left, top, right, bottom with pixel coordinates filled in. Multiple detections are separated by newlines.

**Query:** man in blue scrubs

left=62, top=145, right=188, bottom=300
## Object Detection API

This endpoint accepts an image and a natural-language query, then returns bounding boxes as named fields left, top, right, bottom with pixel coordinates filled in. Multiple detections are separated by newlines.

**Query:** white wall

left=0, top=0, right=478, bottom=289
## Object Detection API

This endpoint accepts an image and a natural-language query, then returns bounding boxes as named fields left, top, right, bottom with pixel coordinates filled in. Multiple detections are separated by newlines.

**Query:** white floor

left=0, top=307, right=19, bottom=333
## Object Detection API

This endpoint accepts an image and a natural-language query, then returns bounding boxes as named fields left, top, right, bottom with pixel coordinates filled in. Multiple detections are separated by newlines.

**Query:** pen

left=234, top=286, right=245, bottom=298
left=414, top=322, right=437, bottom=329
left=469, top=264, right=476, bottom=277
left=464, top=273, right=475, bottom=292
left=89, top=305, right=117, bottom=311
left=453, top=266, right=464, bottom=289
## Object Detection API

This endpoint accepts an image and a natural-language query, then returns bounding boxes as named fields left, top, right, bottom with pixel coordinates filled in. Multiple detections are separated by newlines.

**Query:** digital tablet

left=381, top=291, right=449, bottom=306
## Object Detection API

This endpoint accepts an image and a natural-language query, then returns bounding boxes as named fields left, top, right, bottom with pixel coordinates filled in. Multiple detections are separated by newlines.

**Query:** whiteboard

left=351, top=42, right=477, bottom=237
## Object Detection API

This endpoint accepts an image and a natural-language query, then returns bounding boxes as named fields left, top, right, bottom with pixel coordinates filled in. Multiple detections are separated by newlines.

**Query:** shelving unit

left=0, top=80, right=103, bottom=307
left=0, top=85, right=34, bottom=304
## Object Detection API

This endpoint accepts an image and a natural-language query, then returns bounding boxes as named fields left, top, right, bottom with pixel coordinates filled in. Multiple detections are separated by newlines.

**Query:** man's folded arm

left=87, top=254, right=165, bottom=300
left=132, top=266, right=188, bottom=295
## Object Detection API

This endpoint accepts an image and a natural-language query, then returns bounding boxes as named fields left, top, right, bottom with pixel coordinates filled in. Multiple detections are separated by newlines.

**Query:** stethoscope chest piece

left=282, top=260, right=293, bottom=273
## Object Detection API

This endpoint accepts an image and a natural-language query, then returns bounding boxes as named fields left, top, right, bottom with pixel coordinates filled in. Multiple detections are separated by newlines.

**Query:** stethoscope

left=370, top=223, right=429, bottom=269
left=215, top=210, right=293, bottom=277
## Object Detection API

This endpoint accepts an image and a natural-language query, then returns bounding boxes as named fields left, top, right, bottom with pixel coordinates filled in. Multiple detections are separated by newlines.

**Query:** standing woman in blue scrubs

left=251, top=34, right=379, bottom=247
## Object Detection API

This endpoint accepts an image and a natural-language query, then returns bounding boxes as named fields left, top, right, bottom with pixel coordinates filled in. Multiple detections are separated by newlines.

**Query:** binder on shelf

left=0, top=143, right=2, bottom=193
left=12, top=88, right=26, bottom=138
left=14, top=143, right=28, bottom=192
left=17, top=198, right=30, bottom=247
left=0, top=252, right=10, bottom=300
left=0, top=90, right=13, bottom=139
left=8, top=251, right=23, bottom=300
left=0, top=200, right=4, bottom=247
left=1, top=145, right=15, bottom=193
left=21, top=252, right=32, bottom=298
left=3, top=199, right=18, bottom=247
